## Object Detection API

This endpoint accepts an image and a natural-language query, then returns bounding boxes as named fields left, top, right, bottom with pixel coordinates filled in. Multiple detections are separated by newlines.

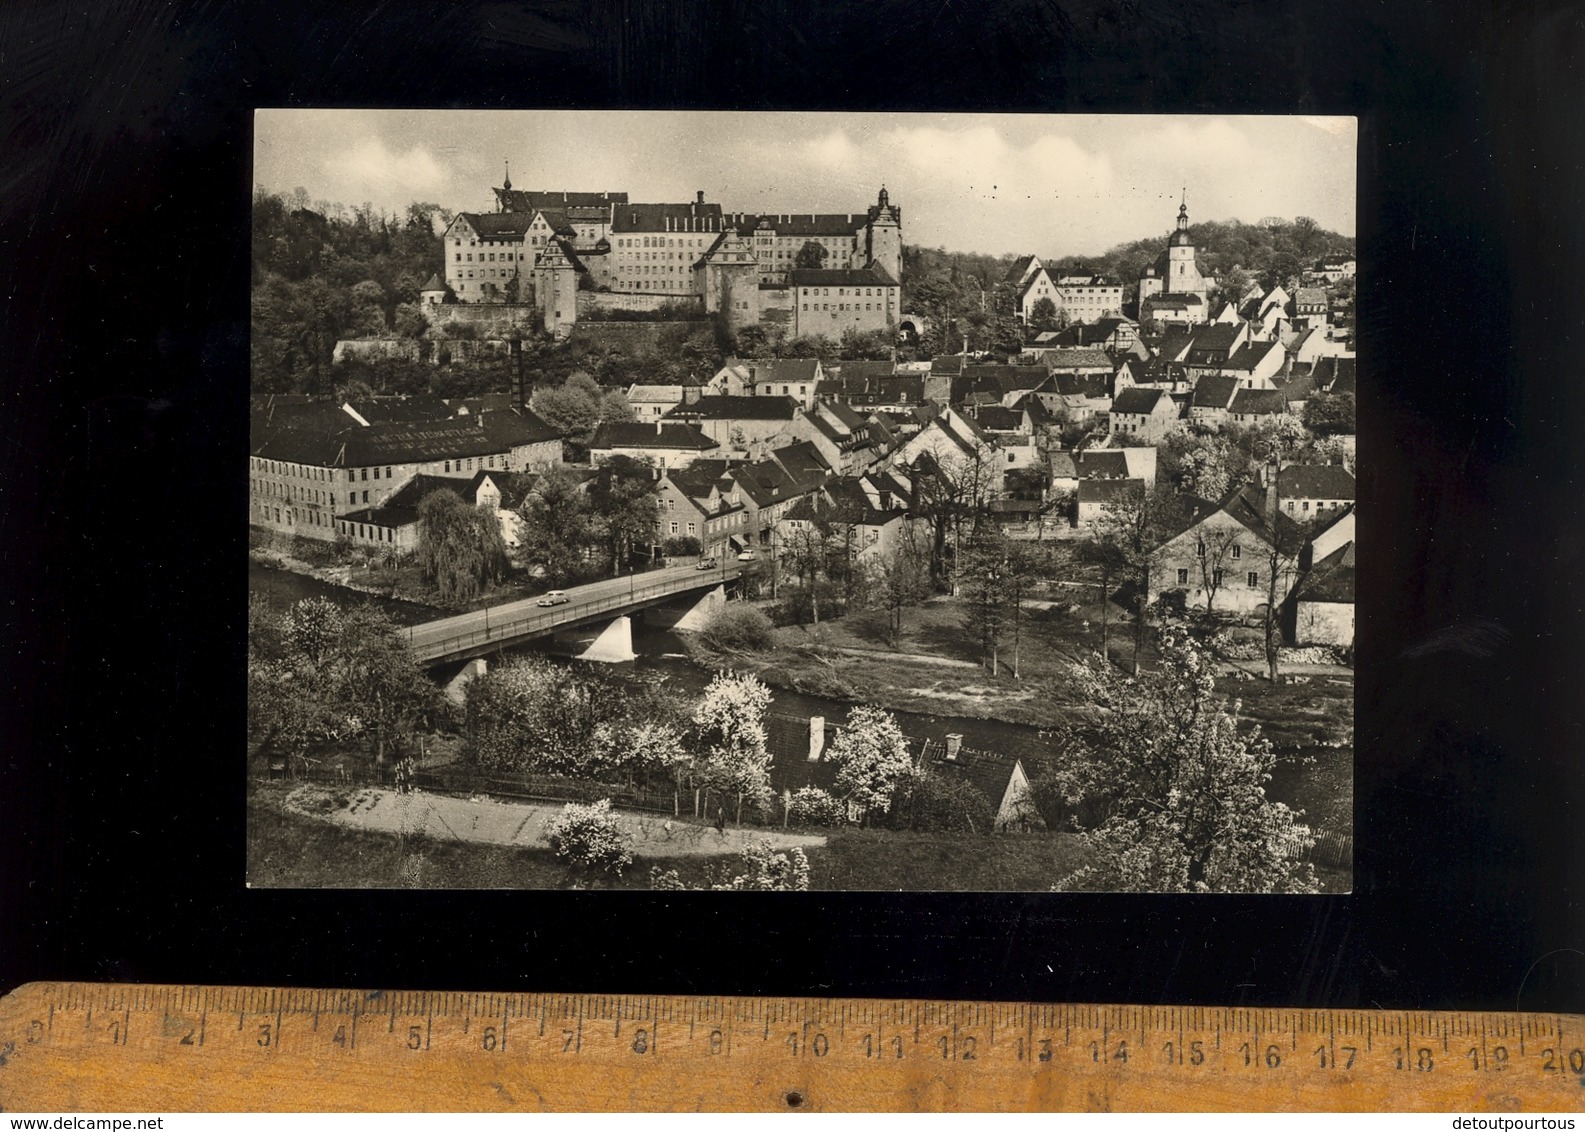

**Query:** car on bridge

left=695, top=559, right=717, bottom=571
left=736, top=550, right=756, bottom=562
left=536, top=591, right=570, bottom=607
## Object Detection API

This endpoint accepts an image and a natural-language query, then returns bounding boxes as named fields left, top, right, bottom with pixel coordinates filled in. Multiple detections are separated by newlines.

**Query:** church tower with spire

left=1137, top=191, right=1210, bottom=323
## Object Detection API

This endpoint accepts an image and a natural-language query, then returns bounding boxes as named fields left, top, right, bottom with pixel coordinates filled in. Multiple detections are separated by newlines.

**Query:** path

left=281, top=785, right=826, bottom=858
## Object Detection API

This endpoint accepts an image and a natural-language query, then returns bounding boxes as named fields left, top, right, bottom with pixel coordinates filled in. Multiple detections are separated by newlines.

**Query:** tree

left=329, top=605, right=442, bottom=766
left=1254, top=462, right=1310, bottom=683
left=960, top=525, right=1013, bottom=674
left=1191, top=523, right=1243, bottom=616
left=416, top=489, right=509, bottom=604
left=280, top=596, right=343, bottom=666
left=828, top=705, right=914, bottom=823
left=1050, top=629, right=1317, bottom=893
left=650, top=839, right=811, bottom=891
left=871, top=526, right=933, bottom=646
left=530, top=373, right=605, bottom=443
left=1301, top=391, right=1356, bottom=436
left=517, top=467, right=595, bottom=583
left=692, top=671, right=773, bottom=822
left=1093, top=482, right=1187, bottom=676
left=548, top=799, right=634, bottom=878
left=589, top=457, right=661, bottom=573
left=1029, top=296, right=1059, bottom=333
left=794, top=241, right=829, bottom=270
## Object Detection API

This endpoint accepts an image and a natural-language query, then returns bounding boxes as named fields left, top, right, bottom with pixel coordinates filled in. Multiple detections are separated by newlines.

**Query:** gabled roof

left=1110, top=387, right=1167, bottom=415
left=770, top=441, right=834, bottom=488
left=930, top=354, right=968, bottom=375
left=1049, top=451, right=1078, bottom=479
left=1072, top=449, right=1131, bottom=479
left=1227, top=388, right=1291, bottom=416
left=1050, top=372, right=1111, bottom=399
left=1294, top=287, right=1329, bottom=307
left=1294, top=541, right=1356, bottom=604
left=472, top=469, right=542, bottom=510
left=1185, top=323, right=1245, bottom=359
left=743, top=357, right=822, bottom=384
left=1278, top=465, right=1356, bottom=501
left=1222, top=339, right=1282, bottom=373
left=1040, top=348, right=1114, bottom=371
left=252, top=408, right=559, bottom=467
left=1077, top=477, right=1146, bottom=504
left=341, top=394, right=454, bottom=424
left=419, top=273, right=446, bottom=292
left=969, top=405, right=1024, bottom=431
left=1001, top=254, right=1041, bottom=284
left=626, top=384, right=686, bottom=401
left=385, top=473, right=479, bottom=509
left=1155, top=328, right=1197, bottom=362
left=451, top=212, right=534, bottom=240
left=1312, top=356, right=1357, bottom=394
left=918, top=743, right=1023, bottom=808
left=588, top=421, right=720, bottom=451
left=1191, top=374, right=1241, bottom=410
left=666, top=395, right=800, bottom=422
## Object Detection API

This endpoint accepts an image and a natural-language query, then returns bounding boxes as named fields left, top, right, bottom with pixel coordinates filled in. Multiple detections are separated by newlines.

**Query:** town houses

left=272, top=189, right=1357, bottom=660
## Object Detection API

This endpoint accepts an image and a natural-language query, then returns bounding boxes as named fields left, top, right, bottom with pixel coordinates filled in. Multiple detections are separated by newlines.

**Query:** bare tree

left=1093, top=483, right=1187, bottom=676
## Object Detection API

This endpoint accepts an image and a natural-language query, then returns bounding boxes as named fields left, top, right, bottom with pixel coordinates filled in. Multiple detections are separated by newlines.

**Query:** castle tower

left=499, top=161, right=512, bottom=211
left=865, top=185, right=903, bottom=283
left=534, top=239, right=578, bottom=338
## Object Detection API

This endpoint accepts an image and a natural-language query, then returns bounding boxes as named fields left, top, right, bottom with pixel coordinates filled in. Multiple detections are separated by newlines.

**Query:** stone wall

left=426, top=303, right=540, bottom=340
left=331, top=337, right=512, bottom=366
left=577, top=290, right=704, bottom=316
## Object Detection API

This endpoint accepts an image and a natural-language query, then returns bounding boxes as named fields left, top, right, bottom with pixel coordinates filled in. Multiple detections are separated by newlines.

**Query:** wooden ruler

left=0, top=983, right=1581, bottom=1111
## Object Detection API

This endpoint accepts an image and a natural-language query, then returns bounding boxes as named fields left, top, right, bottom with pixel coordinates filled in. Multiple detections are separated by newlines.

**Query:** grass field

left=249, top=781, right=1346, bottom=892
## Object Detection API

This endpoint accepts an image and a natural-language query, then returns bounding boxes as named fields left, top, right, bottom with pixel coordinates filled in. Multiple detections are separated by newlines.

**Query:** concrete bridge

left=405, top=561, right=741, bottom=666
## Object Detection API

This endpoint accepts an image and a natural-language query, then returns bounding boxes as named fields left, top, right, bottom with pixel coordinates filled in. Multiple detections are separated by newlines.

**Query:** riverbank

left=685, top=596, right=1353, bottom=749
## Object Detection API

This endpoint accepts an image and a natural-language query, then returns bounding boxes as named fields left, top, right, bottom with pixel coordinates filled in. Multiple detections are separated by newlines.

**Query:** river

left=246, top=560, right=1348, bottom=810
left=247, top=559, right=1062, bottom=759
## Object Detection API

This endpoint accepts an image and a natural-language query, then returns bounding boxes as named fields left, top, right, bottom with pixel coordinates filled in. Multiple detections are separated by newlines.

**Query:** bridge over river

left=404, top=561, right=741, bottom=665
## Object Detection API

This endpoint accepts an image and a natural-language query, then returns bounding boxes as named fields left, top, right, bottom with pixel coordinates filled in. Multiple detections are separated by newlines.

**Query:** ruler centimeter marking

left=0, top=983, right=1582, bottom=1112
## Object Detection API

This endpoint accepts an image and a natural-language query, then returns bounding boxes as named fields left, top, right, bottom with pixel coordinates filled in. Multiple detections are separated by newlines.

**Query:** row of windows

left=456, top=252, right=529, bottom=263
left=337, top=519, right=395, bottom=543
left=616, top=237, right=709, bottom=249
left=249, top=458, right=396, bottom=483
left=802, top=302, right=887, bottom=312
left=1196, top=542, right=1243, bottom=559
left=253, top=479, right=334, bottom=504
left=1175, top=568, right=1262, bottom=588
left=1285, top=499, right=1346, bottom=513
left=798, top=287, right=890, bottom=298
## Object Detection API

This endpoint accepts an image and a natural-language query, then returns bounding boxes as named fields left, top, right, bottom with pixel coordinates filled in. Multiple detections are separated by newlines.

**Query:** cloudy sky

left=254, top=111, right=1355, bottom=258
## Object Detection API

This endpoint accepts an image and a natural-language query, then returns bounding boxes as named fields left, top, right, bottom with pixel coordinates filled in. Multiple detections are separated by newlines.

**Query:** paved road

left=406, top=561, right=742, bottom=660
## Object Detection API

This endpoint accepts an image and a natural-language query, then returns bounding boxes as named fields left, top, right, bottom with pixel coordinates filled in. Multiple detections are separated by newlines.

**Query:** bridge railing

left=407, top=571, right=732, bottom=661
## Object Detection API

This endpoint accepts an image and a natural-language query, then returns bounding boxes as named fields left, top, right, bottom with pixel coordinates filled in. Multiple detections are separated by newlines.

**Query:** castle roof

left=494, top=189, right=628, bottom=213
left=730, top=212, right=867, bottom=238
left=788, top=265, right=899, bottom=288
left=611, top=202, right=725, bottom=233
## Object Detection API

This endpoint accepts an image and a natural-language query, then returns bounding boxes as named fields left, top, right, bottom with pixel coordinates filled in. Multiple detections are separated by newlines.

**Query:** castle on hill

left=437, top=167, right=903, bottom=338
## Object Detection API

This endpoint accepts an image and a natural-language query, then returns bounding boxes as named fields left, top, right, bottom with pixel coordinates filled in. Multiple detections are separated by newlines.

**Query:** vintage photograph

left=246, top=111, right=1357, bottom=893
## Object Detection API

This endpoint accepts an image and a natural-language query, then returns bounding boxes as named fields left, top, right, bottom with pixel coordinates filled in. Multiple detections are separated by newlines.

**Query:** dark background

left=3, top=0, right=1583, bottom=1011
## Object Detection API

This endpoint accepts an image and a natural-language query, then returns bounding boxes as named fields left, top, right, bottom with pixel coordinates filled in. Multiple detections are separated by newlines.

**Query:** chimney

left=656, top=418, right=664, bottom=435
left=1266, top=460, right=1280, bottom=519
left=807, top=716, right=825, bottom=762
left=944, top=734, right=963, bottom=761
left=696, top=190, right=705, bottom=205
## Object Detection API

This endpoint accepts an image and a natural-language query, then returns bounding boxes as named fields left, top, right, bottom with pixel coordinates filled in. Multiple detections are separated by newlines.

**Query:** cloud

left=879, top=125, right=1113, bottom=200
left=323, top=138, right=447, bottom=197
left=1118, top=119, right=1254, bottom=176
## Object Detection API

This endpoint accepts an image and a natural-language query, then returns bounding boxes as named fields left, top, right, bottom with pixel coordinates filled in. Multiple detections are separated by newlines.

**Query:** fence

left=272, top=759, right=678, bottom=815
left=1300, top=828, right=1353, bottom=869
